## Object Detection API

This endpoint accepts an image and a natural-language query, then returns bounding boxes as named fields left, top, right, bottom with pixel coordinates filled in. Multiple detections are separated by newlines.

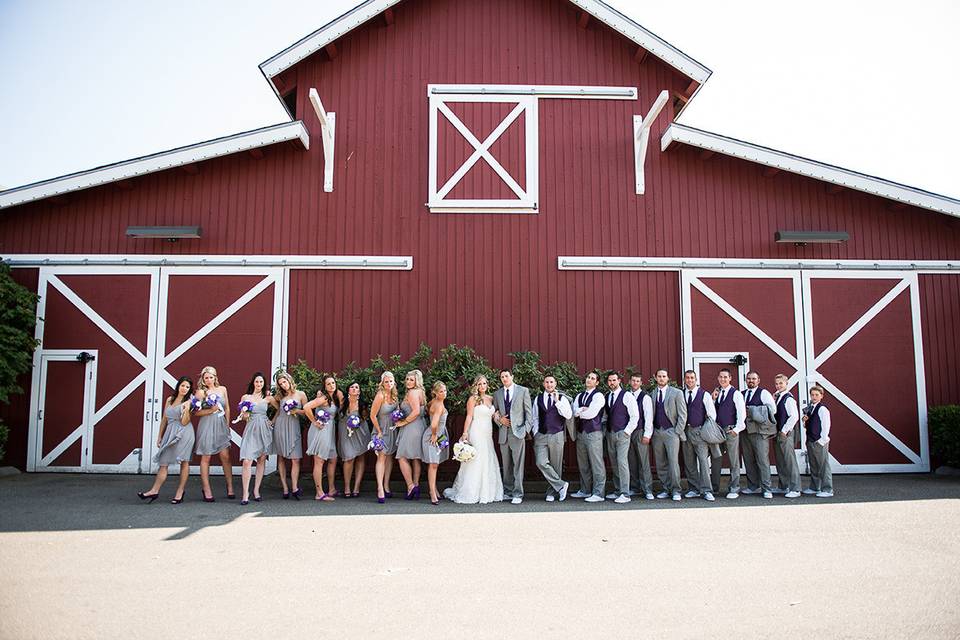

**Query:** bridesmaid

left=139, top=376, right=194, bottom=504
left=194, top=365, right=234, bottom=502
left=273, top=371, right=308, bottom=499
left=395, top=369, right=428, bottom=500
left=304, top=375, right=343, bottom=501
left=238, top=372, right=277, bottom=505
left=422, top=380, right=451, bottom=505
left=369, top=371, right=399, bottom=503
left=338, top=381, right=371, bottom=497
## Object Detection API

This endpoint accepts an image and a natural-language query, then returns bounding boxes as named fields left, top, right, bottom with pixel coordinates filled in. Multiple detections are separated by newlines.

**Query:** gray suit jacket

left=492, top=384, right=533, bottom=445
left=654, top=386, right=688, bottom=441
left=745, top=389, right=778, bottom=436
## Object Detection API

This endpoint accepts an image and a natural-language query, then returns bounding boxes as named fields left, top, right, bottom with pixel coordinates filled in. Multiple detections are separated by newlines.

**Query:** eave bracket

left=633, top=89, right=669, bottom=195
left=309, top=88, right=336, bottom=192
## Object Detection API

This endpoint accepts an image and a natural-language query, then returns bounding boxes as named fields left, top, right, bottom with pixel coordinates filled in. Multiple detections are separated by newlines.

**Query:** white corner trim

left=0, top=121, right=310, bottom=211
left=3, top=254, right=413, bottom=269
left=661, top=123, right=960, bottom=218
left=557, top=256, right=960, bottom=273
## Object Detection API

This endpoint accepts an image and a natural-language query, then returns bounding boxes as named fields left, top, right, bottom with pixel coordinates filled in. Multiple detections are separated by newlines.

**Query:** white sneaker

left=785, top=491, right=801, bottom=498
left=656, top=491, right=670, bottom=499
left=762, top=491, right=773, bottom=499
left=704, top=492, right=715, bottom=502
left=671, top=493, right=681, bottom=501
left=559, top=482, right=569, bottom=502
left=726, top=492, right=739, bottom=500
left=570, top=490, right=590, bottom=499
left=511, top=497, right=523, bottom=505
left=771, top=487, right=787, bottom=495
left=605, top=492, right=619, bottom=500
left=741, top=487, right=757, bottom=495
left=645, top=493, right=655, bottom=500
left=684, top=490, right=700, bottom=498
left=816, top=491, right=833, bottom=498
left=502, top=496, right=513, bottom=502
left=584, top=495, right=605, bottom=503
left=802, top=488, right=817, bottom=495
left=614, top=494, right=631, bottom=504
left=545, top=495, right=555, bottom=502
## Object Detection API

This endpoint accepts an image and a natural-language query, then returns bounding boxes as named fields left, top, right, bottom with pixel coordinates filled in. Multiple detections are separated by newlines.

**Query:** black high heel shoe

left=291, top=488, right=303, bottom=500
left=170, top=496, right=184, bottom=505
left=138, top=492, right=159, bottom=504
left=201, top=492, right=216, bottom=503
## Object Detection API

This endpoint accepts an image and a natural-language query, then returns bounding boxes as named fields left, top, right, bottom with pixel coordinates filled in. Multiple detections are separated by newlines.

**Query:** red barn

left=1, top=0, right=958, bottom=478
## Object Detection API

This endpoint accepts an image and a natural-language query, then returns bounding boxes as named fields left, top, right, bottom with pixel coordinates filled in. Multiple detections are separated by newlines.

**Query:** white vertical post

left=308, top=88, right=336, bottom=192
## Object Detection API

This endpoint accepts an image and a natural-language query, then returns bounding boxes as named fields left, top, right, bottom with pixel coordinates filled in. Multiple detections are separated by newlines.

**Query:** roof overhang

left=661, top=123, right=960, bottom=219
left=258, top=0, right=711, bottom=84
left=0, top=121, right=310, bottom=210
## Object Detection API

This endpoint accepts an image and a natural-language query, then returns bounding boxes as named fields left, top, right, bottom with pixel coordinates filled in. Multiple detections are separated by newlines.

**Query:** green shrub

left=0, top=419, right=8, bottom=461
left=929, top=405, right=960, bottom=468
left=0, top=263, right=39, bottom=403
left=426, top=344, right=496, bottom=414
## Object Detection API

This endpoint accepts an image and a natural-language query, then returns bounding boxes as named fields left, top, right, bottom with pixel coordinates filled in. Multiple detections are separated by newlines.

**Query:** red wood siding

left=920, top=274, right=960, bottom=407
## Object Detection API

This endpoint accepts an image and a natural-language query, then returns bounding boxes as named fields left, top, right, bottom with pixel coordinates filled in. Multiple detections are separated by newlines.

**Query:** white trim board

left=661, top=123, right=960, bottom=218
left=259, top=0, right=711, bottom=83
left=0, top=122, right=310, bottom=210
left=3, top=254, right=413, bottom=269
left=558, top=256, right=960, bottom=273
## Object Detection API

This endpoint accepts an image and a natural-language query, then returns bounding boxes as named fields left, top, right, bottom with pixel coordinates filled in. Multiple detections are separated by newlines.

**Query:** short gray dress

left=374, top=399, right=400, bottom=456
left=154, top=403, right=195, bottom=465
left=195, top=395, right=230, bottom=455
left=239, top=400, right=273, bottom=461
left=421, top=408, right=450, bottom=465
left=306, top=403, right=338, bottom=459
left=395, top=399, right=426, bottom=460
left=338, top=405, right=371, bottom=461
left=273, top=398, right=304, bottom=459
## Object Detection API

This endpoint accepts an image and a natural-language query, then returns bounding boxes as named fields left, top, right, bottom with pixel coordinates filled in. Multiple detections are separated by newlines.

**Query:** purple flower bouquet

left=203, top=393, right=221, bottom=408
left=282, top=399, right=299, bottom=414
left=347, top=414, right=362, bottom=437
left=390, top=408, right=406, bottom=429
left=367, top=434, right=386, bottom=452
left=232, top=400, right=254, bottom=424
left=436, top=432, right=450, bottom=450
left=189, top=396, right=202, bottom=413
left=316, top=409, right=331, bottom=425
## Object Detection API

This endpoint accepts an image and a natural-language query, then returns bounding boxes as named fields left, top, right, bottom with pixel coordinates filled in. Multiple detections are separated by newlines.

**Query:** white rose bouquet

left=452, top=441, right=477, bottom=462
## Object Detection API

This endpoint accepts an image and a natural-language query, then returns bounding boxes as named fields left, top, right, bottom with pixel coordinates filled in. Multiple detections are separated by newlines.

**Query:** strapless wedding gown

left=443, top=404, right=504, bottom=504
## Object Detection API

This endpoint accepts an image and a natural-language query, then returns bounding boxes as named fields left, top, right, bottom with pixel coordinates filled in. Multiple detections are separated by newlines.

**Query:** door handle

left=38, top=409, right=43, bottom=421
left=154, top=411, right=160, bottom=422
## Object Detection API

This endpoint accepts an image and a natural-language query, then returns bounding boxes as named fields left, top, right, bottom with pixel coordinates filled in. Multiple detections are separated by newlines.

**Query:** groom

left=493, top=369, right=533, bottom=505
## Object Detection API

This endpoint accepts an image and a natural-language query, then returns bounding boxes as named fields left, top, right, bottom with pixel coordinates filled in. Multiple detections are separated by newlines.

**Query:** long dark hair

left=169, top=376, right=193, bottom=405
left=344, top=381, right=367, bottom=418
left=320, top=375, right=344, bottom=407
left=247, top=372, right=268, bottom=396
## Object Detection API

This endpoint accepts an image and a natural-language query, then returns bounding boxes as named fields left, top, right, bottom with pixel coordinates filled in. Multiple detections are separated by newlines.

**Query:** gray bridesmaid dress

left=338, top=406, right=371, bottom=460
left=154, top=403, right=195, bottom=464
left=374, top=399, right=400, bottom=455
left=195, top=394, right=230, bottom=455
left=306, top=403, right=338, bottom=459
left=273, top=397, right=304, bottom=459
left=395, top=399, right=426, bottom=460
left=239, top=400, right=273, bottom=461
left=421, top=408, right=450, bottom=464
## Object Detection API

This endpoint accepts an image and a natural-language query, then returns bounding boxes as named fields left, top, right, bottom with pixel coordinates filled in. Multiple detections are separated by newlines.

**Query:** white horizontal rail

left=4, top=254, right=413, bottom=269
left=558, top=256, right=960, bottom=272
left=428, top=84, right=637, bottom=99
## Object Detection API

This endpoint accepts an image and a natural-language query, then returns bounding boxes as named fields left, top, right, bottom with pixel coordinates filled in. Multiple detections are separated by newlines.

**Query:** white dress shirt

left=744, top=387, right=776, bottom=409
left=716, top=385, right=746, bottom=433
left=575, top=389, right=605, bottom=420
left=684, top=386, right=717, bottom=421
left=775, top=391, right=799, bottom=434
left=809, top=402, right=831, bottom=445
left=540, top=391, right=573, bottom=419
left=630, top=389, right=655, bottom=438
left=607, top=386, right=640, bottom=436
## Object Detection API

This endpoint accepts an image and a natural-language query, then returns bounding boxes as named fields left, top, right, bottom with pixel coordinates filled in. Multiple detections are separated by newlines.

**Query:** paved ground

left=1, top=473, right=959, bottom=639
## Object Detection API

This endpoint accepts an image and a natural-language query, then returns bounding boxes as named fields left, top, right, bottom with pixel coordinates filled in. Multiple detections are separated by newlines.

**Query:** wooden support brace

left=383, top=8, right=395, bottom=25
left=325, top=42, right=338, bottom=60
left=634, top=47, right=648, bottom=64
left=634, top=89, right=670, bottom=195
left=578, top=11, right=590, bottom=28
left=699, top=149, right=715, bottom=161
left=309, top=87, right=336, bottom=193
left=684, top=79, right=699, bottom=97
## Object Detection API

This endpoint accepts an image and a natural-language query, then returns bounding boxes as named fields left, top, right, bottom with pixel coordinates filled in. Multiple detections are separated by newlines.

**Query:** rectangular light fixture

left=775, top=230, right=849, bottom=245
left=126, top=226, right=202, bottom=241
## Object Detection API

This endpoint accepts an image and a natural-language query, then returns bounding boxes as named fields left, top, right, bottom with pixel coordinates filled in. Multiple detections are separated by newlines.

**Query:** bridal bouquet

left=203, top=393, right=221, bottom=409
left=390, top=408, right=406, bottom=429
left=281, top=399, right=299, bottom=414
left=368, top=433, right=386, bottom=452
left=315, top=409, right=331, bottom=425
left=452, top=441, right=476, bottom=462
left=346, top=414, right=362, bottom=437
left=232, top=400, right=254, bottom=424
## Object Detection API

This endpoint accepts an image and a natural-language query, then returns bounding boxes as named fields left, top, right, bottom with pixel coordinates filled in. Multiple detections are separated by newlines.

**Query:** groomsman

left=772, top=373, right=801, bottom=498
left=493, top=369, right=533, bottom=505
left=604, top=372, right=639, bottom=504
left=802, top=385, right=834, bottom=497
left=740, top=371, right=778, bottom=499
left=651, top=369, right=687, bottom=501
left=570, top=372, right=607, bottom=503
left=627, top=373, right=655, bottom=500
left=710, top=368, right=745, bottom=499
left=529, top=374, right=572, bottom=502
left=681, top=370, right=717, bottom=501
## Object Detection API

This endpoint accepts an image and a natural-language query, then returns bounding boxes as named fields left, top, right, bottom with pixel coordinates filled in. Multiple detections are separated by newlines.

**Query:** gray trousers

left=773, top=432, right=801, bottom=492
left=682, top=428, right=712, bottom=494
left=628, top=430, right=654, bottom=495
left=711, top=430, right=742, bottom=494
left=807, top=440, right=833, bottom=492
left=534, top=431, right=566, bottom=496
left=575, top=431, right=605, bottom=497
left=651, top=429, right=682, bottom=495
left=499, top=432, right=526, bottom=499
left=604, top=430, right=631, bottom=496
left=742, top=431, right=773, bottom=492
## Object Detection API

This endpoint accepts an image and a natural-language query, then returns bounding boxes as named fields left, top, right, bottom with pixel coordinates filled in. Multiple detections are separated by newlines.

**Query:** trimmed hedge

left=929, top=405, right=960, bottom=468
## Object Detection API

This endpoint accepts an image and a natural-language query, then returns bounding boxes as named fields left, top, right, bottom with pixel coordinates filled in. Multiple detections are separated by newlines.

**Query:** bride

left=443, top=375, right=504, bottom=504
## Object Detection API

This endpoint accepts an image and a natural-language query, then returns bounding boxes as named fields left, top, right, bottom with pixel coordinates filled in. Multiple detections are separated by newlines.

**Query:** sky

left=0, top=0, right=957, bottom=199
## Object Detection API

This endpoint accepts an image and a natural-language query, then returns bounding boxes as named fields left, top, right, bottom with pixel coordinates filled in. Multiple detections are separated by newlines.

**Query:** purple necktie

left=504, top=388, right=512, bottom=415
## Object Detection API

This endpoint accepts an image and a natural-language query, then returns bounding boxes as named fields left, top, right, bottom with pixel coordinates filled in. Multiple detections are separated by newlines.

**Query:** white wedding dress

left=443, top=403, right=504, bottom=504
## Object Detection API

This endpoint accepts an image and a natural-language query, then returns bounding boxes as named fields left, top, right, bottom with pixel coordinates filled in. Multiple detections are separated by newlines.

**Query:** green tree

left=0, top=263, right=40, bottom=460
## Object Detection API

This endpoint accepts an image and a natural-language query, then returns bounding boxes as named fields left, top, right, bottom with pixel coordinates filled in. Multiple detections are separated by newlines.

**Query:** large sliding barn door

left=682, top=269, right=928, bottom=473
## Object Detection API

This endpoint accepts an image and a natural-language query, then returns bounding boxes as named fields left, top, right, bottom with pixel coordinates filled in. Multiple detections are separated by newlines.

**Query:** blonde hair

left=809, top=385, right=825, bottom=395
left=378, top=371, right=398, bottom=405
left=431, top=381, right=447, bottom=398
left=470, top=375, right=488, bottom=405
left=274, top=371, right=298, bottom=399
left=774, top=373, right=789, bottom=382
left=198, top=366, right=219, bottom=390
left=406, top=369, right=426, bottom=402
